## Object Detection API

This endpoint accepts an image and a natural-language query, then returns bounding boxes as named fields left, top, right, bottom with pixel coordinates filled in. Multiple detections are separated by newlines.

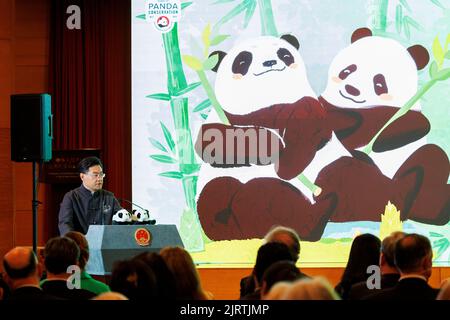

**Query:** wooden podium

left=85, top=225, right=184, bottom=275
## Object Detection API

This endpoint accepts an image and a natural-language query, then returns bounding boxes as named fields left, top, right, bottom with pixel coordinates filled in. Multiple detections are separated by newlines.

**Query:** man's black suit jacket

left=348, top=273, right=400, bottom=300
left=363, top=277, right=440, bottom=300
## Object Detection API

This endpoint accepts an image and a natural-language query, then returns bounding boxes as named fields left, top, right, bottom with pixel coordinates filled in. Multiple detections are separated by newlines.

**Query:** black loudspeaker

left=10, top=94, right=53, bottom=162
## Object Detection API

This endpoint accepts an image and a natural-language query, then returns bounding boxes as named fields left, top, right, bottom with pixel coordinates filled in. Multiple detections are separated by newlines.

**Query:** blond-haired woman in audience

left=280, top=277, right=341, bottom=300
left=160, top=246, right=213, bottom=300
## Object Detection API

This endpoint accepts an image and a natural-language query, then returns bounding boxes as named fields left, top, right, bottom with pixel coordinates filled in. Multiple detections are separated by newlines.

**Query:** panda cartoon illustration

left=315, top=27, right=450, bottom=225
left=112, top=209, right=133, bottom=225
left=195, top=35, right=351, bottom=241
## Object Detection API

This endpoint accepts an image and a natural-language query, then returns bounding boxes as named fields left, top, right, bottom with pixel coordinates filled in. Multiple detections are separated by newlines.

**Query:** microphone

left=116, top=198, right=156, bottom=225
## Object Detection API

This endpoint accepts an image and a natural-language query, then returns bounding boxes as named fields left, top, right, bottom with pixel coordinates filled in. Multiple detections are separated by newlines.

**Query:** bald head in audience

left=394, top=233, right=433, bottom=279
left=3, top=247, right=41, bottom=289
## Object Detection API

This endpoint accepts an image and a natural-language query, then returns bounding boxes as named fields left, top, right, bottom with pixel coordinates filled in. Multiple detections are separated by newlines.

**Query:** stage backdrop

left=132, top=0, right=450, bottom=267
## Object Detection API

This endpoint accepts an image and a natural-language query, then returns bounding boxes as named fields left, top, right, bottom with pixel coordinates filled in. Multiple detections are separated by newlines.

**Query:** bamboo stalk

left=257, top=0, right=278, bottom=36
left=162, top=24, right=204, bottom=251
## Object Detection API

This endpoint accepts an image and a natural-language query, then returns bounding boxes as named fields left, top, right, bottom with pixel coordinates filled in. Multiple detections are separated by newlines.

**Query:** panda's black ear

left=351, top=28, right=372, bottom=43
left=209, top=51, right=227, bottom=72
left=280, top=34, right=300, bottom=50
left=408, top=45, right=429, bottom=70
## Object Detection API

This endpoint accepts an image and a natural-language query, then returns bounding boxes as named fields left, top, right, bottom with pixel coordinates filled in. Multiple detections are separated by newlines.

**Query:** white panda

left=195, top=35, right=350, bottom=241
left=316, top=28, right=449, bottom=225
left=320, top=27, right=430, bottom=178
left=132, top=209, right=151, bottom=225
left=112, top=209, right=132, bottom=225
left=196, top=35, right=350, bottom=203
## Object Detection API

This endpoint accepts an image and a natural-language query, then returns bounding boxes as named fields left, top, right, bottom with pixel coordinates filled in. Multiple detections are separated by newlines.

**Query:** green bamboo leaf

left=200, top=113, right=208, bottom=120
left=435, top=68, right=450, bottom=81
left=160, top=122, right=176, bottom=153
left=429, top=61, right=438, bottom=78
left=213, top=0, right=235, bottom=4
left=436, top=241, right=449, bottom=257
left=432, top=36, right=445, bottom=66
left=395, top=5, right=403, bottom=34
left=193, top=99, right=212, bottom=113
left=146, top=93, right=171, bottom=101
left=430, top=0, right=445, bottom=10
left=203, top=54, right=219, bottom=70
left=136, top=14, right=146, bottom=20
left=403, top=19, right=411, bottom=40
left=445, top=51, right=450, bottom=60
left=150, top=155, right=178, bottom=164
left=182, top=55, right=203, bottom=71
left=403, top=16, right=423, bottom=31
left=445, top=34, right=450, bottom=52
left=210, top=34, right=230, bottom=46
left=399, top=0, right=411, bottom=12
left=181, top=1, right=193, bottom=10
left=159, top=171, right=184, bottom=179
left=149, top=137, right=168, bottom=153
left=202, top=24, right=212, bottom=48
left=429, top=232, right=444, bottom=237
left=214, top=1, right=248, bottom=30
left=243, top=0, right=256, bottom=28
left=174, top=82, right=202, bottom=96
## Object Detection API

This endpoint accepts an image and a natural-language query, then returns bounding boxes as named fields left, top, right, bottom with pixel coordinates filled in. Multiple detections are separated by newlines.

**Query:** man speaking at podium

left=58, top=156, right=122, bottom=235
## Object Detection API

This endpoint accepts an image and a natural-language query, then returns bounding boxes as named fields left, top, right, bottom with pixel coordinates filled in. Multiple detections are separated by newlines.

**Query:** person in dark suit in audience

left=2, top=247, right=61, bottom=301
left=348, top=231, right=404, bottom=300
left=335, top=233, right=381, bottom=300
left=241, top=242, right=294, bottom=300
left=364, top=233, right=440, bottom=300
left=40, top=237, right=96, bottom=300
left=240, top=225, right=305, bottom=298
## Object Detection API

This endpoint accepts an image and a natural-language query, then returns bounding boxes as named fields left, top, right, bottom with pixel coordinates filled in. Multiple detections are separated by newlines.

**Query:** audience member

left=64, top=231, right=110, bottom=295
left=160, top=246, right=212, bottom=300
left=2, top=247, right=60, bottom=300
left=263, top=281, right=293, bottom=300
left=241, top=242, right=293, bottom=300
left=437, top=279, right=450, bottom=300
left=260, top=260, right=303, bottom=299
left=364, top=233, right=439, bottom=300
left=110, top=259, right=157, bottom=300
left=92, top=291, right=129, bottom=300
left=348, top=231, right=404, bottom=300
left=41, top=237, right=96, bottom=300
left=132, top=251, right=176, bottom=299
left=335, top=233, right=381, bottom=299
left=281, top=277, right=340, bottom=300
left=0, top=273, right=10, bottom=300
left=240, top=225, right=305, bottom=298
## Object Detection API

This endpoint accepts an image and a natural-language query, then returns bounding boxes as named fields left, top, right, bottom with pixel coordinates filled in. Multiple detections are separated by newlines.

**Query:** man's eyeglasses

left=84, top=172, right=106, bottom=179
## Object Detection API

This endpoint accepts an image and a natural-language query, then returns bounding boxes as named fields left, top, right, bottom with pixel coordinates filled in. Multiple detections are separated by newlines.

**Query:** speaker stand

left=32, top=161, right=39, bottom=254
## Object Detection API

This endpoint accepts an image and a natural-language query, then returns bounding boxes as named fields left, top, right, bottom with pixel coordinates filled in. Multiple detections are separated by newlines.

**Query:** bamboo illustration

left=146, top=14, right=205, bottom=251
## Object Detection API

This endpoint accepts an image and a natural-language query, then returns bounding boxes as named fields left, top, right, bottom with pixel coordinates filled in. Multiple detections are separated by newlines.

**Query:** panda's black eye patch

left=277, top=48, right=295, bottom=66
left=232, top=51, right=253, bottom=76
left=373, top=74, right=388, bottom=95
left=338, top=64, right=357, bottom=80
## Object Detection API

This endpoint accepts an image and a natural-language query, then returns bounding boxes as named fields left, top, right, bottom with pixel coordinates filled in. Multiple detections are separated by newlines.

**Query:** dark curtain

left=48, top=0, right=131, bottom=201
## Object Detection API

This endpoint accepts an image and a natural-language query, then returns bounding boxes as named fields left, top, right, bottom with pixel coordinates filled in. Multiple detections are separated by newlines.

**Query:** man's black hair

left=3, top=250, right=37, bottom=279
left=78, top=156, right=103, bottom=174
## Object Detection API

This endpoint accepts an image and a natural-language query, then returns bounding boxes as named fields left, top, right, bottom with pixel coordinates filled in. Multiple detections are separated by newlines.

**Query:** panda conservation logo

left=146, top=0, right=180, bottom=33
